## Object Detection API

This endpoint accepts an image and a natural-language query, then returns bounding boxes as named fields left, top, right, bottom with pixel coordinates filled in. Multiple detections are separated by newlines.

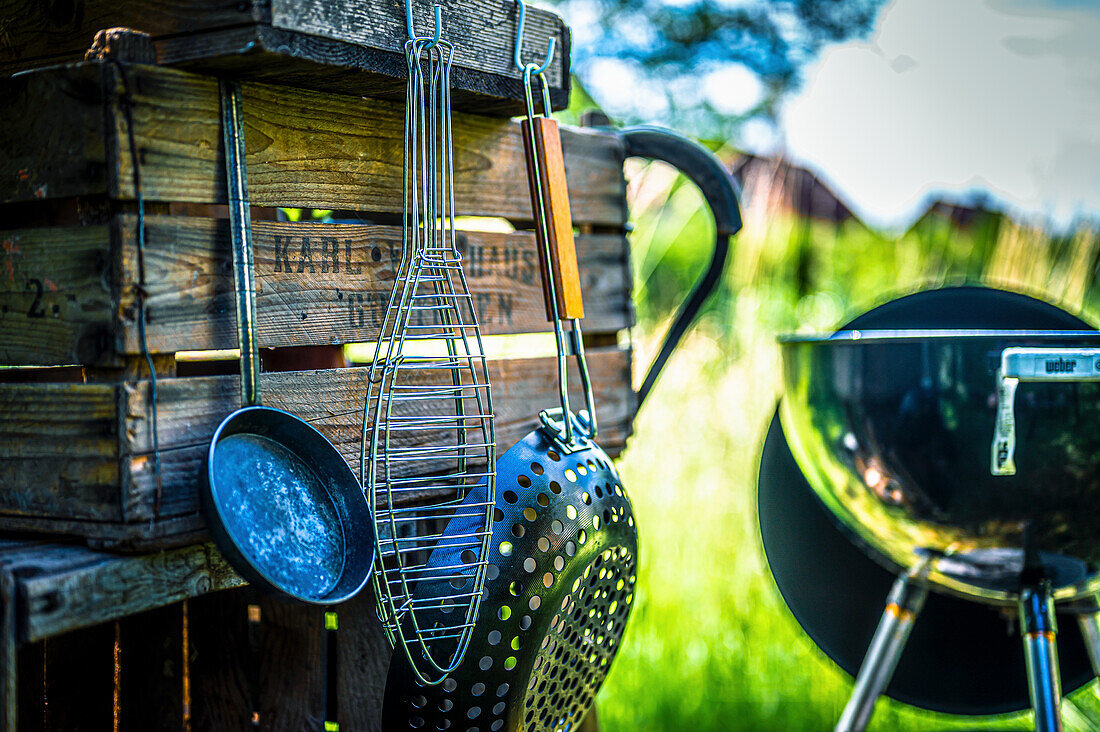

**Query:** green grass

left=589, top=160, right=1100, bottom=731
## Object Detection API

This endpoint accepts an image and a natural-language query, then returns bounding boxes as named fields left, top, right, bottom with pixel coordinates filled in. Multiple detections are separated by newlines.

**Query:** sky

left=570, top=0, right=1100, bottom=232
left=781, top=0, right=1100, bottom=230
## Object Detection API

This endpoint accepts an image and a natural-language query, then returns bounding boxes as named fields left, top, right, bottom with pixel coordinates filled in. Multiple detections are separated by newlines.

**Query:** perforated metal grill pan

left=383, top=427, right=637, bottom=731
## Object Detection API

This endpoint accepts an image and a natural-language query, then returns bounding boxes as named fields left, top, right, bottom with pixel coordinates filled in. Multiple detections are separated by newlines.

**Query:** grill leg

left=835, top=572, right=928, bottom=732
left=1021, top=583, right=1063, bottom=732
left=1075, top=596, right=1100, bottom=679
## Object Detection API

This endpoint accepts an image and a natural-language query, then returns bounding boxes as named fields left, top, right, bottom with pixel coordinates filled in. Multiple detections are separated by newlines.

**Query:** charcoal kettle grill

left=381, top=124, right=743, bottom=731
left=765, top=286, right=1100, bottom=731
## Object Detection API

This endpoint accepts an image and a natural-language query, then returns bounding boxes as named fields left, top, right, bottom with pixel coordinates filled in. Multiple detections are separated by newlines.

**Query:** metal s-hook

left=406, top=0, right=443, bottom=45
left=513, top=0, right=555, bottom=75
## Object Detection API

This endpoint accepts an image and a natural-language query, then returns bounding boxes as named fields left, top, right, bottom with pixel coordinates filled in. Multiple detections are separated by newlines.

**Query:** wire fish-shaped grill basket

left=361, top=16, right=496, bottom=686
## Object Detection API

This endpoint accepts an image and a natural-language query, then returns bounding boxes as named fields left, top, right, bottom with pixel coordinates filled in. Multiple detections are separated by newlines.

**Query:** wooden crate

left=0, top=538, right=596, bottom=730
left=0, top=60, right=637, bottom=549
left=0, top=0, right=571, bottom=115
left=0, top=538, right=375, bottom=730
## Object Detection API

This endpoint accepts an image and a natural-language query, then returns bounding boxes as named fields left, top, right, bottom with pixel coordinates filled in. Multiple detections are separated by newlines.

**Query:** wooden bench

left=0, top=13, right=742, bottom=731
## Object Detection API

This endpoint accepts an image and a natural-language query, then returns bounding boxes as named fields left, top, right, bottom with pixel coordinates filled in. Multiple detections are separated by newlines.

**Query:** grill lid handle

left=992, top=347, right=1100, bottom=475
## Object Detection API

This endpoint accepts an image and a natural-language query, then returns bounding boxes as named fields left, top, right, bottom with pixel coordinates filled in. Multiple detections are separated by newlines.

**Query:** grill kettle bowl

left=779, top=287, right=1100, bottom=603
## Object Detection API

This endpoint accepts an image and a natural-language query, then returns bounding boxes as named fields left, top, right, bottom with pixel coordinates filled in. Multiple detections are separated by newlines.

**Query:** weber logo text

left=1045, top=358, right=1078, bottom=374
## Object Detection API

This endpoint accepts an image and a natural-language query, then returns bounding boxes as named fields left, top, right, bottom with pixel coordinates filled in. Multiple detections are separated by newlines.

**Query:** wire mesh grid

left=361, top=36, right=496, bottom=686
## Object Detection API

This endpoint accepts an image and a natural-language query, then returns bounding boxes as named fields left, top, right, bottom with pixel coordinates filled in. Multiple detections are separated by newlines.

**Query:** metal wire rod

left=363, top=26, right=496, bottom=687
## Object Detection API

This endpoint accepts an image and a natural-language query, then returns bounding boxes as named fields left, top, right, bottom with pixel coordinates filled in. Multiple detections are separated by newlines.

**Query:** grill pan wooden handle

left=523, top=116, right=584, bottom=321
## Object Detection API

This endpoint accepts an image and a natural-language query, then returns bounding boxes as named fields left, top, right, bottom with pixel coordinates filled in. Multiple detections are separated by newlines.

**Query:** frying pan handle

left=219, top=79, right=261, bottom=408
left=991, top=347, right=1100, bottom=475
left=620, top=126, right=743, bottom=408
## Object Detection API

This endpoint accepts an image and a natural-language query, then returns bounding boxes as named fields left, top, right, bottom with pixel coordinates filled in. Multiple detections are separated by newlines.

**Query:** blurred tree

left=545, top=0, right=888, bottom=142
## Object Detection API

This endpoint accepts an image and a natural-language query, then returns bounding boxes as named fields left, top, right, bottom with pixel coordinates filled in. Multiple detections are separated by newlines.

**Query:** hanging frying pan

left=759, top=286, right=1096, bottom=714
left=381, top=118, right=743, bottom=730
left=200, top=80, right=374, bottom=605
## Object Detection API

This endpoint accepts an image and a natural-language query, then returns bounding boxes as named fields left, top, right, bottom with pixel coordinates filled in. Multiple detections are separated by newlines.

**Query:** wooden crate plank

left=121, top=348, right=635, bottom=520
left=0, top=541, right=99, bottom=573
left=0, top=513, right=206, bottom=551
left=266, top=0, right=566, bottom=88
left=0, top=381, right=117, bottom=457
left=119, top=219, right=628, bottom=356
left=162, top=23, right=570, bottom=116
left=0, top=216, right=630, bottom=364
left=0, top=62, right=626, bottom=224
left=0, top=381, right=121, bottom=521
left=123, top=219, right=630, bottom=352
left=0, top=223, right=115, bottom=365
left=0, top=571, right=14, bottom=731
left=118, top=603, right=186, bottom=731
left=124, top=349, right=633, bottom=454
left=0, top=0, right=264, bottom=72
left=334, top=591, right=390, bottom=732
left=0, top=0, right=568, bottom=114
left=0, top=348, right=633, bottom=530
left=255, top=596, right=326, bottom=731
left=19, top=543, right=243, bottom=642
left=188, top=589, right=253, bottom=731
left=0, top=456, right=121, bottom=521
left=41, top=622, right=116, bottom=731
left=0, top=63, right=109, bottom=203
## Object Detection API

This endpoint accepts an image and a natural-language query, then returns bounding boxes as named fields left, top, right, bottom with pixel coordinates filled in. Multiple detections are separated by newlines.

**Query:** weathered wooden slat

left=128, top=349, right=631, bottom=455
left=122, top=349, right=635, bottom=521
left=1, top=571, right=16, bottom=731
left=0, top=223, right=116, bottom=366
left=0, top=0, right=569, bottom=114
left=158, top=20, right=570, bottom=115
left=0, top=513, right=207, bottom=550
left=0, top=456, right=122, bottom=521
left=0, top=0, right=263, bottom=71
left=188, top=589, right=253, bottom=731
left=334, top=592, right=391, bottom=732
left=19, top=543, right=243, bottom=642
left=0, top=215, right=632, bottom=365
left=118, top=220, right=630, bottom=353
left=0, top=347, right=634, bottom=538
left=0, top=62, right=625, bottom=223
left=256, top=597, right=327, bottom=731
left=0, top=546, right=399, bottom=729
left=266, top=0, right=567, bottom=88
left=0, top=63, right=109, bottom=202
left=0, top=380, right=122, bottom=522
left=118, top=603, right=186, bottom=732
left=0, top=381, right=117, bottom=456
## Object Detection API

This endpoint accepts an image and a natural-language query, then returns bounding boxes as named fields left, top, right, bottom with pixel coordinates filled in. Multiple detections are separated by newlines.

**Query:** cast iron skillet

left=759, top=286, right=1095, bottom=715
left=200, top=80, right=374, bottom=605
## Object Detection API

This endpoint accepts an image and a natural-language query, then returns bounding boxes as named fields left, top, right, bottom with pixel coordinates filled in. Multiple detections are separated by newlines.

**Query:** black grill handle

left=620, top=126, right=743, bottom=408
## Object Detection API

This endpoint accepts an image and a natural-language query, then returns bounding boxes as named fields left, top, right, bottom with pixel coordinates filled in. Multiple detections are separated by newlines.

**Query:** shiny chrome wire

left=362, top=22, right=495, bottom=687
